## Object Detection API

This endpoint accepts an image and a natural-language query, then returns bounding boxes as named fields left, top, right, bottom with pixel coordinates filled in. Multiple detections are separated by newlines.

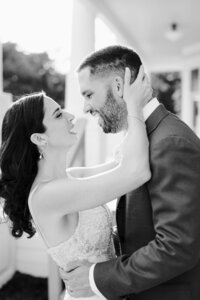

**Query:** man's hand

left=59, top=260, right=95, bottom=298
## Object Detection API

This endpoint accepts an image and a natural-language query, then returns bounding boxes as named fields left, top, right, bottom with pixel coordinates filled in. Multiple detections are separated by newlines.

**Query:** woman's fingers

left=123, top=65, right=153, bottom=108
left=143, top=76, right=153, bottom=101
left=124, top=67, right=131, bottom=88
left=135, top=65, right=145, bottom=84
left=124, top=65, right=145, bottom=90
left=141, top=73, right=150, bottom=87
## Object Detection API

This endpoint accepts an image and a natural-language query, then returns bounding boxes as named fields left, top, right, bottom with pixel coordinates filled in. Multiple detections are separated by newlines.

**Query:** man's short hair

left=77, top=45, right=142, bottom=83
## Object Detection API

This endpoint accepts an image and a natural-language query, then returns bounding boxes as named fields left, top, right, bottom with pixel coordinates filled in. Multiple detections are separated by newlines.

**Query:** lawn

left=0, top=271, right=48, bottom=300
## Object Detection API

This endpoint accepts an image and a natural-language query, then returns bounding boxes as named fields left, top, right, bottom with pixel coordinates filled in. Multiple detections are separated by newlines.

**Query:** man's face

left=78, top=67, right=127, bottom=133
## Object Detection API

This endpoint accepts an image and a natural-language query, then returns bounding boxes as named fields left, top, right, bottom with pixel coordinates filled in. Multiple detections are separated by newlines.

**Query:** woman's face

left=42, top=96, right=77, bottom=149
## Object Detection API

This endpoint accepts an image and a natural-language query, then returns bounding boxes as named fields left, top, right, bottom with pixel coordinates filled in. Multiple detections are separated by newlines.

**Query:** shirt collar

left=143, top=98, right=160, bottom=121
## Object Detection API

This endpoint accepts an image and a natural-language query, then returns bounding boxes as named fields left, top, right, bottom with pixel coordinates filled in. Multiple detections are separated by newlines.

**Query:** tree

left=151, top=72, right=181, bottom=115
left=3, top=42, right=66, bottom=107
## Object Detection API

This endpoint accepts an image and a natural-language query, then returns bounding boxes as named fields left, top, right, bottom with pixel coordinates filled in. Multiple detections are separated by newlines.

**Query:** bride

left=0, top=66, right=151, bottom=299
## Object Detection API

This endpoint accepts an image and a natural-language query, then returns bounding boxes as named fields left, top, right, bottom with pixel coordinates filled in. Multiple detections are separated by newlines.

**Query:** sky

left=0, top=0, right=74, bottom=73
left=0, top=0, right=116, bottom=74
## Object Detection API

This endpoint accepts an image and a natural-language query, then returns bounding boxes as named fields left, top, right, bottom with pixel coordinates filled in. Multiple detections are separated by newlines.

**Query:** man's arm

left=89, top=264, right=107, bottom=299
left=93, top=136, right=200, bottom=299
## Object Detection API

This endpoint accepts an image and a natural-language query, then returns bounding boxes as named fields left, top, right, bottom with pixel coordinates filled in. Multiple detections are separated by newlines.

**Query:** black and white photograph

left=0, top=1, right=200, bottom=300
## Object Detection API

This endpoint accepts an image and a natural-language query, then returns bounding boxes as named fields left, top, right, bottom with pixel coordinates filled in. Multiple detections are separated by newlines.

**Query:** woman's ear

left=112, top=76, right=124, bottom=97
left=30, top=133, right=47, bottom=146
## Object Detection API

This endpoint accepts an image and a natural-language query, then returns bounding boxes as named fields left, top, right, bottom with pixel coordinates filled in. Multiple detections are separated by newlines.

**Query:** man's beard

left=98, top=87, right=127, bottom=133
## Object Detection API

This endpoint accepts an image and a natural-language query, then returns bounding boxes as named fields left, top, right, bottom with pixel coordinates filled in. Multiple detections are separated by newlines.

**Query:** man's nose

left=83, top=101, right=91, bottom=114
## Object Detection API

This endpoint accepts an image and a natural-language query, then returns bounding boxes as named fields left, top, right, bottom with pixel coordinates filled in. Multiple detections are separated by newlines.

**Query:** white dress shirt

left=89, top=98, right=160, bottom=299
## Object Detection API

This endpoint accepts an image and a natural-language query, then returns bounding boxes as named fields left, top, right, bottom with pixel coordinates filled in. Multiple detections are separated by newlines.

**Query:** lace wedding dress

left=29, top=185, right=115, bottom=300
left=49, top=206, right=115, bottom=300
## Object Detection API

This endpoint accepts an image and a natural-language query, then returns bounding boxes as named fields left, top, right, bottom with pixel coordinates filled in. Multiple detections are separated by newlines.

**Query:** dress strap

left=28, top=184, right=51, bottom=249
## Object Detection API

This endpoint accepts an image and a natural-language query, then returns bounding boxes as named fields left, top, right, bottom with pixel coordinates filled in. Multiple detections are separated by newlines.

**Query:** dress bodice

left=28, top=183, right=116, bottom=300
left=47, top=205, right=115, bottom=271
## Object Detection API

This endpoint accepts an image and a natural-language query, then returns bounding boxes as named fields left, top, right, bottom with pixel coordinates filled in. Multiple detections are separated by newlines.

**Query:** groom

left=60, top=45, right=200, bottom=300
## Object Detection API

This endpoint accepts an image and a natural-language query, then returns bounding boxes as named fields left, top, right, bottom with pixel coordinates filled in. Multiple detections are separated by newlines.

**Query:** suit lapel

left=116, top=195, right=126, bottom=248
left=116, top=104, right=170, bottom=244
left=146, top=104, right=169, bottom=136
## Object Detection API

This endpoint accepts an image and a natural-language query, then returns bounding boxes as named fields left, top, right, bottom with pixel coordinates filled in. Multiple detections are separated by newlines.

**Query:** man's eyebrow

left=52, top=107, right=61, bottom=116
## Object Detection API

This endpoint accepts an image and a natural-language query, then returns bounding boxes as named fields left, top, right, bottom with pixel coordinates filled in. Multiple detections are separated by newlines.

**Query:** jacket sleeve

left=93, top=136, right=200, bottom=299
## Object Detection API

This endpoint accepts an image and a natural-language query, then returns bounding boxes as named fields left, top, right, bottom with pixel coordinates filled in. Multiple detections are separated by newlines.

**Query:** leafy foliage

left=151, top=72, right=181, bottom=114
left=3, top=42, right=65, bottom=107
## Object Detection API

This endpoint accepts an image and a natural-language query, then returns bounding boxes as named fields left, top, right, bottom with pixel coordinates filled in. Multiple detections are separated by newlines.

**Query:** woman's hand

left=123, top=65, right=153, bottom=117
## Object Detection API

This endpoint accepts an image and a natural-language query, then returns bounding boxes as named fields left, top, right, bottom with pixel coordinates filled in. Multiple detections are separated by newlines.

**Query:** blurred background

left=0, top=0, right=200, bottom=299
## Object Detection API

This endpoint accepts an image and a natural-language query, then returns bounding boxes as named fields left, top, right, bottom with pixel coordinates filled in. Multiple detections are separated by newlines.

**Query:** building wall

left=0, top=223, right=15, bottom=287
left=15, top=233, right=49, bottom=278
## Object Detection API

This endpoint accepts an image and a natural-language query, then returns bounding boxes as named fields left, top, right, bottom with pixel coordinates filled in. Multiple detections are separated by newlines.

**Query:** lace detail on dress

left=48, top=205, right=115, bottom=271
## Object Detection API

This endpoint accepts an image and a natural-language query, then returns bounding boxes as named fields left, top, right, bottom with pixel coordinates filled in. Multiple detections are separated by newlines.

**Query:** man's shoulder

left=149, top=112, right=200, bottom=148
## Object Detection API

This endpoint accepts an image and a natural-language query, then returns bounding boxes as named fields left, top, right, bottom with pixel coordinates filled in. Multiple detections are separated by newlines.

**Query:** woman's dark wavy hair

left=0, top=92, right=46, bottom=238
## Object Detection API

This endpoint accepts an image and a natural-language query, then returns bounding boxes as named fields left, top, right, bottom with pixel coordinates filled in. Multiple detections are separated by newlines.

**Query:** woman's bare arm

left=66, top=160, right=118, bottom=178
left=36, top=66, right=151, bottom=215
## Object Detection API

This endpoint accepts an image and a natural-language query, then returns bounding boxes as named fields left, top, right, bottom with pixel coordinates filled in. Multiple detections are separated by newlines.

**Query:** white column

left=0, top=224, right=16, bottom=288
left=0, top=42, right=12, bottom=145
left=181, top=69, right=194, bottom=129
left=65, top=0, right=95, bottom=115
left=65, top=0, right=106, bottom=166
left=195, top=68, right=200, bottom=137
left=0, top=41, right=3, bottom=92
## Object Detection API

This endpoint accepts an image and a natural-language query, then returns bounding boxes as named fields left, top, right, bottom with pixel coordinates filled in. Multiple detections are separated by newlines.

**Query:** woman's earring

left=39, top=141, right=47, bottom=160
left=39, top=150, right=44, bottom=159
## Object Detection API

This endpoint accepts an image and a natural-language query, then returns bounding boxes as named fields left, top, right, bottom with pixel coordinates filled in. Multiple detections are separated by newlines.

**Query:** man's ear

left=30, top=133, right=47, bottom=146
left=112, top=76, right=124, bottom=97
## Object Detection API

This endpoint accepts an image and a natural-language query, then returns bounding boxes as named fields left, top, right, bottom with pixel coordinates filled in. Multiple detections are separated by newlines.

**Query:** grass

left=0, top=271, right=48, bottom=300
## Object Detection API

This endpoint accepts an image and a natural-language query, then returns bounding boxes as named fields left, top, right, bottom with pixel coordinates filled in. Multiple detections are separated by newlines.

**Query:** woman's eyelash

left=56, top=112, right=62, bottom=118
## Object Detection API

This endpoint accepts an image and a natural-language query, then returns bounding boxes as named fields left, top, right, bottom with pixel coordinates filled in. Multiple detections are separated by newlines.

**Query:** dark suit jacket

left=94, top=105, right=200, bottom=300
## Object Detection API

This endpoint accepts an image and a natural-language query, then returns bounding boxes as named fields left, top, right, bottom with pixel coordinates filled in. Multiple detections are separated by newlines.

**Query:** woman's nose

left=66, top=112, right=75, bottom=122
